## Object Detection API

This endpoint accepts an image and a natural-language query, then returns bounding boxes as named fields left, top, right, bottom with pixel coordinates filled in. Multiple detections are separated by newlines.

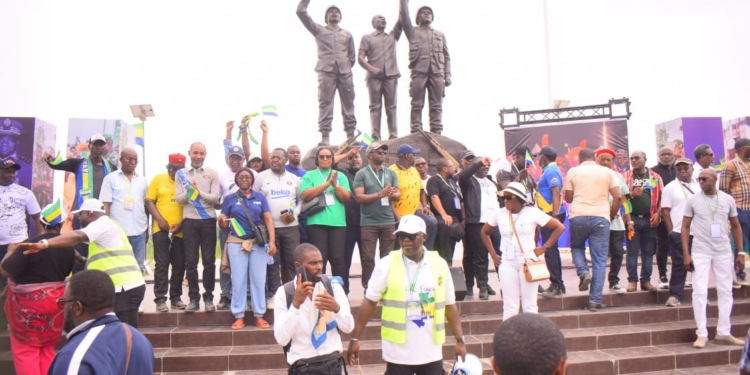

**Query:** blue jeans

left=569, top=216, right=610, bottom=304
left=626, top=216, right=655, bottom=283
left=219, top=228, right=232, bottom=298
left=227, top=243, right=268, bottom=319
left=127, top=232, right=147, bottom=273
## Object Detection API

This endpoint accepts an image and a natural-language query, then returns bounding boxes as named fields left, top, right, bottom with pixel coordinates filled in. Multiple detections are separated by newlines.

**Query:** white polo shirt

left=661, top=179, right=699, bottom=234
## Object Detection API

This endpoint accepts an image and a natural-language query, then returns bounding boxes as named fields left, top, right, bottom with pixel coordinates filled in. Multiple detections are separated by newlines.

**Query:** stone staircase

left=3, top=285, right=748, bottom=375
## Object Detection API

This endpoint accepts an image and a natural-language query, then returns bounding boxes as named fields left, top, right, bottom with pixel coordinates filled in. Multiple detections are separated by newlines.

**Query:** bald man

left=100, top=147, right=150, bottom=273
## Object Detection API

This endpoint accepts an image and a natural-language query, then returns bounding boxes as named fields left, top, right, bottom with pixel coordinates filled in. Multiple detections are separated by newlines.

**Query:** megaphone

left=451, top=353, right=483, bottom=375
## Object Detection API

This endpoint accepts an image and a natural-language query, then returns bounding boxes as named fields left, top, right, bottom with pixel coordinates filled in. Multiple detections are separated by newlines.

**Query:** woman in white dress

left=481, top=181, right=564, bottom=319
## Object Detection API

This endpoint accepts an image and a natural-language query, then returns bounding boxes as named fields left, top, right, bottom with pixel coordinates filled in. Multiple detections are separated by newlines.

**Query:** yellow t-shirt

left=390, top=164, right=422, bottom=218
left=146, top=173, right=184, bottom=237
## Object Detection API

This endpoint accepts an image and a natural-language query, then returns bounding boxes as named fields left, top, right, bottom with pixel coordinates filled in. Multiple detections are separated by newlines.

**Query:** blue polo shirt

left=537, top=162, right=566, bottom=214
left=221, top=191, right=270, bottom=239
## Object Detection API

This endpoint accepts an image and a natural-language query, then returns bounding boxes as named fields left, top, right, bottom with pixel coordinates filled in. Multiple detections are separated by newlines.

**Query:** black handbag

left=236, top=192, right=269, bottom=246
left=300, top=193, right=327, bottom=216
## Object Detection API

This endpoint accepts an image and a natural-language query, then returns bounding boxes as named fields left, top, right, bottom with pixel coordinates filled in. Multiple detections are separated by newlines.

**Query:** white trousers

left=498, top=259, right=539, bottom=320
left=692, top=251, right=734, bottom=338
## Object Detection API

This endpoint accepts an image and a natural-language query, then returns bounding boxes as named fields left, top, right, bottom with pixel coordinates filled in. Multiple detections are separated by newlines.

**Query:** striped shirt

left=719, top=158, right=750, bottom=210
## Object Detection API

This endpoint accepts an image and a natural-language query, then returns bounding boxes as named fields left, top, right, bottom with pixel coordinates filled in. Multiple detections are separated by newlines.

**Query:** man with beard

left=175, top=142, right=221, bottom=312
left=16, top=199, right=146, bottom=328
left=45, top=133, right=117, bottom=272
left=359, top=14, right=402, bottom=140
left=285, top=145, right=309, bottom=244
left=297, top=0, right=357, bottom=146
left=254, top=147, right=301, bottom=307
left=661, top=158, right=698, bottom=307
left=536, top=147, right=567, bottom=297
left=652, top=146, right=676, bottom=289
left=683, top=169, right=745, bottom=348
left=720, top=138, right=750, bottom=286
left=146, top=154, right=187, bottom=312
left=353, top=142, right=400, bottom=290
left=274, top=244, right=353, bottom=371
left=623, top=151, right=664, bottom=292
left=399, top=0, right=451, bottom=135
left=342, top=149, right=363, bottom=294
left=459, top=156, right=500, bottom=300
left=100, top=148, right=149, bottom=274
left=47, top=270, right=153, bottom=374
left=427, top=159, right=462, bottom=265
left=348, top=215, right=466, bottom=373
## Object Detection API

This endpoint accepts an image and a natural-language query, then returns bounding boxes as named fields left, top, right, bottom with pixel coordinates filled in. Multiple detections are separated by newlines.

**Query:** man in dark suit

left=297, top=0, right=357, bottom=146
left=399, top=0, right=451, bottom=135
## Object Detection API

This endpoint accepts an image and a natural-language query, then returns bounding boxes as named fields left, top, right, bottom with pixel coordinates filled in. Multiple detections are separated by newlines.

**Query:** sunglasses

left=318, top=155, right=333, bottom=160
left=415, top=162, right=427, bottom=167
left=702, top=153, right=714, bottom=157
left=630, top=156, right=642, bottom=161
left=502, top=195, right=515, bottom=201
left=397, top=232, right=421, bottom=241
left=56, top=298, right=80, bottom=310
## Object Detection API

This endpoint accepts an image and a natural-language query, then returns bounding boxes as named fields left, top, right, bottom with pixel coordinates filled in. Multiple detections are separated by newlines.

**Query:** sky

left=2, top=0, right=749, bottom=190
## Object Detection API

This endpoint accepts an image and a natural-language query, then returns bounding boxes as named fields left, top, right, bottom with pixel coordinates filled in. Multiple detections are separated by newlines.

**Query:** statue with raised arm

left=296, top=0, right=357, bottom=146
left=358, top=15, right=402, bottom=141
left=399, top=0, right=451, bottom=135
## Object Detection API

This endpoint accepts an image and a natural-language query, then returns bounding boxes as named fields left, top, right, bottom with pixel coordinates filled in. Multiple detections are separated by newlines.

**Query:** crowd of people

left=3, top=120, right=750, bottom=373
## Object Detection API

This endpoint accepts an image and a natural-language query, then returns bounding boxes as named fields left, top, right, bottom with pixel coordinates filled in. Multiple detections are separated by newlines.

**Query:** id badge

left=454, top=196, right=461, bottom=210
left=406, top=301, right=422, bottom=321
left=324, top=192, right=335, bottom=206
left=380, top=196, right=390, bottom=206
left=711, top=223, right=721, bottom=238
left=123, top=197, right=135, bottom=210
left=502, top=241, right=515, bottom=260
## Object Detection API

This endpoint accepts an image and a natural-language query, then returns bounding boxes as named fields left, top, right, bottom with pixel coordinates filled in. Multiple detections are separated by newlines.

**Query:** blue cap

left=396, top=144, right=421, bottom=156
left=228, top=146, right=244, bottom=158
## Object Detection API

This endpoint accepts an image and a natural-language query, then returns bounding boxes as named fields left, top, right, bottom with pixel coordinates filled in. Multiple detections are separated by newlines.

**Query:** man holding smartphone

left=682, top=169, right=745, bottom=348
left=254, top=148, right=301, bottom=308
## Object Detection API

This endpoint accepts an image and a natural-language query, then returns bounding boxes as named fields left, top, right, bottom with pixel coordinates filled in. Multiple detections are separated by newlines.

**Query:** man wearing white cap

left=16, top=198, right=146, bottom=328
left=348, top=214, right=466, bottom=374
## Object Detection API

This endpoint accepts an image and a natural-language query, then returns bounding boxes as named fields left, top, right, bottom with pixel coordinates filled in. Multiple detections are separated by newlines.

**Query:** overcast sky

left=2, top=0, right=749, bottom=186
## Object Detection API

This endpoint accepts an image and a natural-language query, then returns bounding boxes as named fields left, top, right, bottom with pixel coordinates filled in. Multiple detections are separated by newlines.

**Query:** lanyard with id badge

left=702, top=192, right=722, bottom=238
left=122, top=175, right=135, bottom=210
left=439, top=176, right=460, bottom=210
left=404, top=256, right=428, bottom=322
left=369, top=166, right=390, bottom=206
left=318, top=169, right=336, bottom=206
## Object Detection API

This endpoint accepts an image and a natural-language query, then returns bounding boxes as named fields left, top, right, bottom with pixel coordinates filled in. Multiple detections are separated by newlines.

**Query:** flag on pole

left=49, top=151, right=64, bottom=165
left=262, top=105, right=278, bottom=117
left=239, top=112, right=261, bottom=144
left=187, top=186, right=200, bottom=201
left=229, top=218, right=247, bottom=237
left=41, top=199, right=63, bottom=226
left=647, top=178, right=658, bottom=190
left=622, top=200, right=633, bottom=214
left=361, top=133, right=374, bottom=148
left=133, top=123, right=144, bottom=147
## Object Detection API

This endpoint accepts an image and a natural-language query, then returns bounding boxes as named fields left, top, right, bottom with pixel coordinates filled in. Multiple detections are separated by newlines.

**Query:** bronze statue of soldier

left=358, top=15, right=402, bottom=141
left=399, top=0, right=451, bottom=135
left=297, top=0, right=357, bottom=146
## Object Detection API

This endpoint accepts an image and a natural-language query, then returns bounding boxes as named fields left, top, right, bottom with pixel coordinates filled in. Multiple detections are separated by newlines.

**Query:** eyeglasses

left=318, top=155, right=333, bottom=160
left=502, top=195, right=515, bottom=201
left=630, top=156, right=642, bottom=161
left=702, top=153, right=714, bottom=157
left=397, top=232, right=421, bottom=241
left=415, top=162, right=427, bottom=167
left=56, top=298, right=79, bottom=310
left=697, top=177, right=709, bottom=182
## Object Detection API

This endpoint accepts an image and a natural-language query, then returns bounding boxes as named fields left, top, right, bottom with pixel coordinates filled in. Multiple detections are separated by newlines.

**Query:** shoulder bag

left=509, top=211, right=550, bottom=282
left=236, top=192, right=269, bottom=246
left=300, top=193, right=326, bottom=216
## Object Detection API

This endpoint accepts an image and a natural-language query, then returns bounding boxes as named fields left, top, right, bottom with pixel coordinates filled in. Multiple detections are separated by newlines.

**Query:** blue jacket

left=48, top=314, right=154, bottom=375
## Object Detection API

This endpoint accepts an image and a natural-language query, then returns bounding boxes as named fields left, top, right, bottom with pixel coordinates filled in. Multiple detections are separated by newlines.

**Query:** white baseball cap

left=71, top=198, right=106, bottom=214
left=89, top=134, right=106, bottom=144
left=394, top=214, right=427, bottom=235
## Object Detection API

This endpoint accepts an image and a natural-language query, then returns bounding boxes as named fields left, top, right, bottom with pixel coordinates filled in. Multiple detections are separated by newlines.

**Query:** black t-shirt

left=2, top=233, right=76, bottom=284
left=342, top=169, right=361, bottom=226
left=631, top=173, right=652, bottom=216
left=427, top=176, right=463, bottom=220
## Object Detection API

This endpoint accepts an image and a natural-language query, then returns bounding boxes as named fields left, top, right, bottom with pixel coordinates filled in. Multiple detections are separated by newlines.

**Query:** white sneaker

left=609, top=284, right=625, bottom=294
left=734, top=280, right=742, bottom=289
left=658, top=281, right=669, bottom=289
left=138, top=306, right=144, bottom=314
left=685, top=280, right=692, bottom=288
left=266, top=298, right=275, bottom=310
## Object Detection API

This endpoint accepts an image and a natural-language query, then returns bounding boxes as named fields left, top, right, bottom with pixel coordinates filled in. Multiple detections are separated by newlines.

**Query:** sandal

left=231, top=318, right=245, bottom=330
left=255, top=317, right=270, bottom=328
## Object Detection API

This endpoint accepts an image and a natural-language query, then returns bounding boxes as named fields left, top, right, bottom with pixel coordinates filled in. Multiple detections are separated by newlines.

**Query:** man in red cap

left=145, top=153, right=187, bottom=312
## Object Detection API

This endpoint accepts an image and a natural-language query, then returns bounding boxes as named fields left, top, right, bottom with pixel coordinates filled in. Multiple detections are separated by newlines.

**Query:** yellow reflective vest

left=86, top=218, right=144, bottom=288
left=381, top=250, right=447, bottom=344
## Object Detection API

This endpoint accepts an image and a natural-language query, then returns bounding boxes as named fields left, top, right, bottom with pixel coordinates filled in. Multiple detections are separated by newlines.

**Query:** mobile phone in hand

left=689, top=262, right=695, bottom=272
left=296, top=266, right=308, bottom=283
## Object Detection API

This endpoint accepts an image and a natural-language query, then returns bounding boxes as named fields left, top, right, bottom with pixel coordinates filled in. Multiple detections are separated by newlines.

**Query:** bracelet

left=40, top=239, right=49, bottom=249
left=350, top=338, right=359, bottom=341
left=456, top=337, right=464, bottom=344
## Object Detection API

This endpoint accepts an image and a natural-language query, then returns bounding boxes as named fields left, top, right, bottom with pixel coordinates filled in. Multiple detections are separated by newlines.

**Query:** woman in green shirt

left=300, top=147, right=352, bottom=279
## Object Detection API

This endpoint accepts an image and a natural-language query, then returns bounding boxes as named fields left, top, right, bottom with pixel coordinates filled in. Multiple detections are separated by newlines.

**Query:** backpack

left=282, top=275, right=335, bottom=360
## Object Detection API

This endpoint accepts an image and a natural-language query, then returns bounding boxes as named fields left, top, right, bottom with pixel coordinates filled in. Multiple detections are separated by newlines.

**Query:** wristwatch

left=456, top=337, right=465, bottom=344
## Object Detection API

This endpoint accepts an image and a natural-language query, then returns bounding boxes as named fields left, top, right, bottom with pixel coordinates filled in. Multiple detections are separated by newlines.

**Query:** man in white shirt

left=691, top=144, right=714, bottom=182
left=661, top=158, right=698, bottom=307
left=415, top=156, right=430, bottom=196
left=682, top=169, right=745, bottom=348
left=347, top=215, right=466, bottom=374
left=100, top=148, right=149, bottom=272
left=273, top=243, right=353, bottom=372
